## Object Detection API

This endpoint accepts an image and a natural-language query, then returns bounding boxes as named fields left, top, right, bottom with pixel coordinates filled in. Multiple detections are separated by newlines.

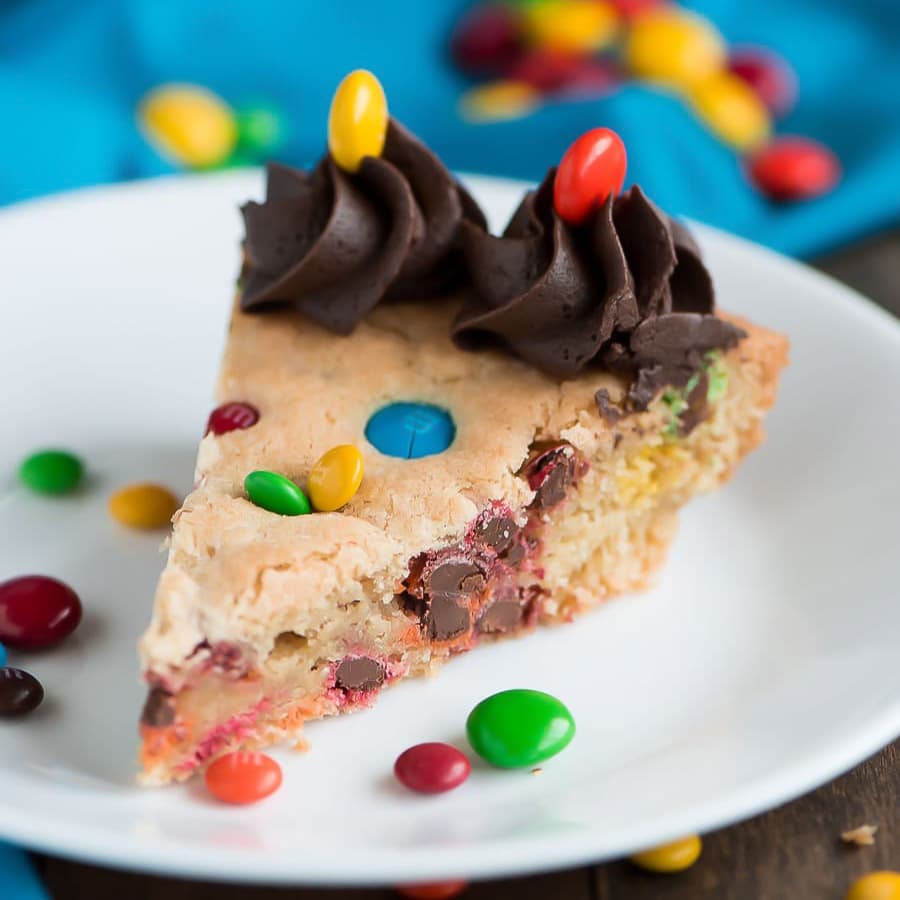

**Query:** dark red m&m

left=205, top=401, right=259, bottom=436
left=394, top=742, right=471, bottom=794
left=0, top=575, right=82, bottom=650
left=0, top=667, right=44, bottom=716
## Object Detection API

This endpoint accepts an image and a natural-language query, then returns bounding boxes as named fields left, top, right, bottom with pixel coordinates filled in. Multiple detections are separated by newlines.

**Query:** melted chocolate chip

left=429, top=559, right=485, bottom=597
left=477, top=583, right=544, bottom=635
left=403, top=553, right=486, bottom=641
left=627, top=364, right=669, bottom=411
left=594, top=388, right=622, bottom=424
left=477, top=601, right=524, bottom=634
left=503, top=541, right=526, bottom=566
left=335, top=657, right=385, bottom=692
left=677, top=371, right=710, bottom=437
left=428, top=595, right=471, bottom=641
left=522, top=441, right=580, bottom=510
left=140, top=687, right=175, bottom=728
left=477, top=515, right=519, bottom=557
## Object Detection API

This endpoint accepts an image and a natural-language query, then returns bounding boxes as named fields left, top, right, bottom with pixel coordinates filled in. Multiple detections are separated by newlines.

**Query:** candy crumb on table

left=841, top=824, right=879, bottom=846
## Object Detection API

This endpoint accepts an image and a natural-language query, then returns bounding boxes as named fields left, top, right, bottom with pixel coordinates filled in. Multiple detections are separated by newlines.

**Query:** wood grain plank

left=36, top=855, right=594, bottom=900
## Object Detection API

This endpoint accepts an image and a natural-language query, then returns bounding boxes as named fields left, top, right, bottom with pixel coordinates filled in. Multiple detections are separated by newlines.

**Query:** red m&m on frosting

left=205, top=402, right=259, bottom=436
left=553, top=127, right=627, bottom=225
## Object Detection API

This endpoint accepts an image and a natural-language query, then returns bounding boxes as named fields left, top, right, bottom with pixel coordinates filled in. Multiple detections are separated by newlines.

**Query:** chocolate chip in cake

left=335, top=656, right=385, bottom=692
left=522, top=441, right=581, bottom=510
left=402, top=553, right=487, bottom=641
left=429, top=559, right=485, bottom=598
left=594, top=388, right=622, bottom=424
left=428, top=594, right=471, bottom=641
left=140, top=687, right=175, bottom=727
left=477, top=515, right=520, bottom=557
left=503, top=540, right=526, bottom=566
left=677, top=371, right=710, bottom=437
left=627, top=364, right=667, bottom=411
left=477, top=601, right=524, bottom=634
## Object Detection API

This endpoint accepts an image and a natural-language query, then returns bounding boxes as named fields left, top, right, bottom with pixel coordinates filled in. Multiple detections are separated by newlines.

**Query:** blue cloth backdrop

left=1, top=0, right=899, bottom=257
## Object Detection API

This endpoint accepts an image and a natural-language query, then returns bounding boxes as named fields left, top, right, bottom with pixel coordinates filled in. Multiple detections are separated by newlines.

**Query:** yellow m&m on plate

left=108, top=483, right=179, bottom=530
left=328, top=70, right=388, bottom=173
left=139, top=84, right=237, bottom=169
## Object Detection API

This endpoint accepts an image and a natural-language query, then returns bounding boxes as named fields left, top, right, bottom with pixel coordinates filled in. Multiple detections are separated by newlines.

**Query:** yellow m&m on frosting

left=327, top=70, right=388, bottom=173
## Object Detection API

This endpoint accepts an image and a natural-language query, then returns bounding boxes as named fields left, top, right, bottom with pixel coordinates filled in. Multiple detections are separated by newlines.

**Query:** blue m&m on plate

left=365, top=403, right=456, bottom=459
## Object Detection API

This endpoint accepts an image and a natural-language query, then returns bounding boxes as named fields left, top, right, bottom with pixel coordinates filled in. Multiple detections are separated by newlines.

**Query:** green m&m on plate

left=19, top=449, right=84, bottom=495
left=466, top=689, right=575, bottom=768
left=244, top=470, right=310, bottom=516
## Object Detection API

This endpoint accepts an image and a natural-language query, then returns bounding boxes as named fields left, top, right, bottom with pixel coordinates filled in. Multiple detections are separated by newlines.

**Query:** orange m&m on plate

left=553, top=127, right=627, bottom=225
left=205, top=751, right=283, bottom=805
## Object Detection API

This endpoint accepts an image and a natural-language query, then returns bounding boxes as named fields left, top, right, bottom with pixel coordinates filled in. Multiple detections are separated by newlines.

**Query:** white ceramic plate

left=0, top=173, right=898, bottom=886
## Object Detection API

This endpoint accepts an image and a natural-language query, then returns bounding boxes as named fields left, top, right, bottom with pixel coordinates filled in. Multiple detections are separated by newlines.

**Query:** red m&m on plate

left=394, top=742, right=471, bottom=794
left=553, top=127, right=627, bottom=225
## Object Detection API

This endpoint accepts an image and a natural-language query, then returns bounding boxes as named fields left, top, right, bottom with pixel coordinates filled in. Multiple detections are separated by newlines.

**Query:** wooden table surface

left=32, top=232, right=900, bottom=900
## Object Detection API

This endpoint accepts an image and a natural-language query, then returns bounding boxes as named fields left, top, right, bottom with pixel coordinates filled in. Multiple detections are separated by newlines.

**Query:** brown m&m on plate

left=0, top=668, right=44, bottom=717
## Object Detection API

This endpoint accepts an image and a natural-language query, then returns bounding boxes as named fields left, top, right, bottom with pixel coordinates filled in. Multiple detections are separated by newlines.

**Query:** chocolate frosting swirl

left=454, top=170, right=745, bottom=405
left=240, top=120, right=486, bottom=334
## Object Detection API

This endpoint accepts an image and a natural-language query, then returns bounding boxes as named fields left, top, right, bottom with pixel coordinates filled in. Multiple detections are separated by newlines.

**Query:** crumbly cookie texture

left=138, top=297, right=788, bottom=784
